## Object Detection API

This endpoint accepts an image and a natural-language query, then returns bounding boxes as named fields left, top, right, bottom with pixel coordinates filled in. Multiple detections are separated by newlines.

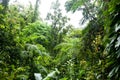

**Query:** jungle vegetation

left=0, top=0, right=120, bottom=80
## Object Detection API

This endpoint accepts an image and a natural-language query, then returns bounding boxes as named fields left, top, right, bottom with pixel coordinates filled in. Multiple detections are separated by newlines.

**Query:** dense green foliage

left=0, top=0, right=120, bottom=80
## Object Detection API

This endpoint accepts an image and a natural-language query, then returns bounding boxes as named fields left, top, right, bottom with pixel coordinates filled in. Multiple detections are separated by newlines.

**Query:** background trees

left=65, top=0, right=120, bottom=80
left=46, top=0, right=71, bottom=56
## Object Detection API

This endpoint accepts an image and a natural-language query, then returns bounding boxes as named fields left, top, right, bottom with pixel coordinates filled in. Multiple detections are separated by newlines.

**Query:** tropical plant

left=104, top=0, right=120, bottom=79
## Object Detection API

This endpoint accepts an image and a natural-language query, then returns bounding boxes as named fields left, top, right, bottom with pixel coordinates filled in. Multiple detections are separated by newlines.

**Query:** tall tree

left=46, top=0, right=71, bottom=56
left=32, top=0, right=41, bottom=22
